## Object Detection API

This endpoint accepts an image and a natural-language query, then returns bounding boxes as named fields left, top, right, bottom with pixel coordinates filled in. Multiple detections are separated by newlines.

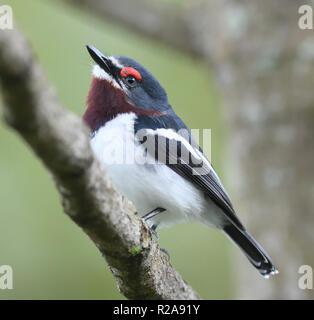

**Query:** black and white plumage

left=84, top=45, right=278, bottom=277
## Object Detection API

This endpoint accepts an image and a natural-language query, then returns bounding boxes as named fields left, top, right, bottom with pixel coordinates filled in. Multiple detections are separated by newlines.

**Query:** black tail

left=223, top=224, right=278, bottom=277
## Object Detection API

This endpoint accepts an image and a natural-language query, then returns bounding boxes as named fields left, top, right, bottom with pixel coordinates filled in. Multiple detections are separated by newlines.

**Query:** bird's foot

left=142, top=207, right=165, bottom=240
left=141, top=207, right=170, bottom=260
left=160, top=248, right=170, bottom=261
left=150, top=223, right=159, bottom=240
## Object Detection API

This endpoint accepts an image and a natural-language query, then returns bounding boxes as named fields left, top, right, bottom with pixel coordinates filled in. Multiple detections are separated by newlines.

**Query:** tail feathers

left=223, top=224, right=278, bottom=278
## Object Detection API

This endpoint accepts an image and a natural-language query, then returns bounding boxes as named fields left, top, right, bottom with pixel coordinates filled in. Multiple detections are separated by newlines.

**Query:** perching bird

left=84, top=45, right=278, bottom=278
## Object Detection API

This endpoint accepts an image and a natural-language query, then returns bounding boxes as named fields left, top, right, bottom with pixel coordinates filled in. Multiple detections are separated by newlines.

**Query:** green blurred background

left=0, top=0, right=233, bottom=299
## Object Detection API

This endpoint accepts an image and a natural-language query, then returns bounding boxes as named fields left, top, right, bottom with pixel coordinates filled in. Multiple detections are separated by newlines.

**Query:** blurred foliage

left=0, top=0, right=233, bottom=299
left=152, top=0, right=187, bottom=4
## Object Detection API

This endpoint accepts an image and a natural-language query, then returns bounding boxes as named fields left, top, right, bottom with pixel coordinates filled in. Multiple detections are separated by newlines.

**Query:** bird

left=83, top=45, right=278, bottom=278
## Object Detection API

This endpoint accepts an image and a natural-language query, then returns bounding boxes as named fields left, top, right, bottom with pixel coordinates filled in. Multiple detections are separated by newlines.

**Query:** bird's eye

left=125, top=75, right=137, bottom=87
left=120, top=67, right=141, bottom=88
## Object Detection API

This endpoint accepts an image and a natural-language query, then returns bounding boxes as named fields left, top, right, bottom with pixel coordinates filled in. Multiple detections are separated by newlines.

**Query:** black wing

left=137, top=128, right=245, bottom=230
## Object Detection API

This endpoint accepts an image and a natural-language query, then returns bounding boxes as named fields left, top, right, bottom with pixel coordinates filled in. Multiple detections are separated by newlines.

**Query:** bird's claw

left=160, top=248, right=170, bottom=261
left=150, top=224, right=159, bottom=240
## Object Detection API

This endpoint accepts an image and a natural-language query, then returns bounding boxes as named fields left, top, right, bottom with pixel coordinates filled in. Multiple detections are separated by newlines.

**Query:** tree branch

left=64, top=0, right=201, bottom=57
left=0, top=27, right=200, bottom=300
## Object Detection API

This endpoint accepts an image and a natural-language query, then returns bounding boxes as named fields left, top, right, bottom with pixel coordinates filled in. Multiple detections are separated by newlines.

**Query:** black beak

left=86, top=45, right=111, bottom=75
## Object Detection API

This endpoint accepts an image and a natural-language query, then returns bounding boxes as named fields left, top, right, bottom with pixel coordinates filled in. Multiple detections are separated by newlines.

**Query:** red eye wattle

left=120, top=67, right=142, bottom=81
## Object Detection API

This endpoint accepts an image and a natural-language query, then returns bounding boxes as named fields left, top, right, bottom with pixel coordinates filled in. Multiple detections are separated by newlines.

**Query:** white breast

left=90, top=113, right=223, bottom=228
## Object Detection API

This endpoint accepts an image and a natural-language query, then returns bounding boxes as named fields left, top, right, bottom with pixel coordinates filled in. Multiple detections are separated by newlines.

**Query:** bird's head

left=84, top=45, right=169, bottom=133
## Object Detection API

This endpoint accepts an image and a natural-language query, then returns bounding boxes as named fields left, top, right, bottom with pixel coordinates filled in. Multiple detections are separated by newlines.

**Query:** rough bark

left=0, top=27, right=200, bottom=300
left=69, top=0, right=314, bottom=298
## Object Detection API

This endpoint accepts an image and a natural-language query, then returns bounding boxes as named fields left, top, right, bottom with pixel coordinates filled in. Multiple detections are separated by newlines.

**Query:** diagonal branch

left=0, top=27, right=200, bottom=300
left=64, top=0, right=201, bottom=57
